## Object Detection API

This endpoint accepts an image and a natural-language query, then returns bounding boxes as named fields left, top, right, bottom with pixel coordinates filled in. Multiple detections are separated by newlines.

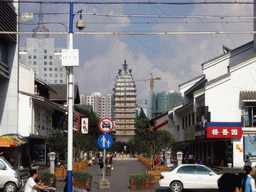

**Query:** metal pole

left=67, top=2, right=74, bottom=192
left=103, top=148, right=106, bottom=180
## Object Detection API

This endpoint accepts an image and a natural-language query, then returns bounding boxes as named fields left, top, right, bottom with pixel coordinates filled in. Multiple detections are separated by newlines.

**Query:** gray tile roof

left=206, top=73, right=230, bottom=87
left=240, top=91, right=256, bottom=101
left=229, top=53, right=256, bottom=69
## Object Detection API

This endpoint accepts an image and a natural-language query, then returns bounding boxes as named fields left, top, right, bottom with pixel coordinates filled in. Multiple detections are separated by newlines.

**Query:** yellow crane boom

left=135, top=73, right=161, bottom=117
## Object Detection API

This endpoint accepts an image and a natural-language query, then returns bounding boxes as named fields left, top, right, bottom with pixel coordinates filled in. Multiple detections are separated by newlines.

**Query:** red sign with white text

left=207, top=127, right=242, bottom=138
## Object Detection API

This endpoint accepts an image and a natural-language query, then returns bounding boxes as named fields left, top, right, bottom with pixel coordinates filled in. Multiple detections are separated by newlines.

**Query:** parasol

left=0, top=136, right=24, bottom=145
left=0, top=138, right=17, bottom=147
left=1, top=134, right=27, bottom=144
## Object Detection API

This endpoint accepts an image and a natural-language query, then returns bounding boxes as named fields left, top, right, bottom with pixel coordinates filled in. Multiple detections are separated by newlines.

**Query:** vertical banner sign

left=81, top=118, right=88, bottom=134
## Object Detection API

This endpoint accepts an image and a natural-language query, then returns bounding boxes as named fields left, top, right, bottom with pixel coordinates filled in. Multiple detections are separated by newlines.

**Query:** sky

left=19, top=0, right=254, bottom=106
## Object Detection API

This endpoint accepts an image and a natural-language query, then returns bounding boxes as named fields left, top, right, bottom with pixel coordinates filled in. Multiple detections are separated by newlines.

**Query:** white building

left=168, top=40, right=256, bottom=168
left=80, top=92, right=113, bottom=119
left=19, top=64, right=66, bottom=166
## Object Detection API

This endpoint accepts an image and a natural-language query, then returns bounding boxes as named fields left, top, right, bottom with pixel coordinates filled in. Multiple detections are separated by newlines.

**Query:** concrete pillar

left=177, top=151, right=183, bottom=165
left=49, top=152, right=56, bottom=174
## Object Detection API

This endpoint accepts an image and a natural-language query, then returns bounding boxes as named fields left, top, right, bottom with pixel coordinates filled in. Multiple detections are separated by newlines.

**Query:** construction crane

left=135, top=73, right=161, bottom=118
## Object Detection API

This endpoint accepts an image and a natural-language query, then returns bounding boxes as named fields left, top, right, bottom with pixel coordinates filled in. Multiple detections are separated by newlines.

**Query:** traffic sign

left=98, top=134, right=113, bottom=149
left=99, top=118, right=114, bottom=133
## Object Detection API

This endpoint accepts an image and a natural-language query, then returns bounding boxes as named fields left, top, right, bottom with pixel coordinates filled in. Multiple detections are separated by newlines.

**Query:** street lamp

left=66, top=3, right=84, bottom=192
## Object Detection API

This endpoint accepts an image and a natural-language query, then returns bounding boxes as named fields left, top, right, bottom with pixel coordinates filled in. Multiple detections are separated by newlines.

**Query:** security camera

left=76, top=20, right=85, bottom=30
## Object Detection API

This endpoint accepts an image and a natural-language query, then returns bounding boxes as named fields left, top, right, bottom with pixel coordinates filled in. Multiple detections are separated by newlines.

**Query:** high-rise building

left=80, top=92, right=113, bottom=119
left=152, top=90, right=183, bottom=117
left=135, top=99, right=148, bottom=117
left=113, top=60, right=137, bottom=142
left=19, top=4, right=67, bottom=84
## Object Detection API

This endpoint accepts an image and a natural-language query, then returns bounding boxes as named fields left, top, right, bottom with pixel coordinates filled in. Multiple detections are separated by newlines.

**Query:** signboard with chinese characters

left=81, top=118, right=88, bottom=134
left=207, top=122, right=242, bottom=138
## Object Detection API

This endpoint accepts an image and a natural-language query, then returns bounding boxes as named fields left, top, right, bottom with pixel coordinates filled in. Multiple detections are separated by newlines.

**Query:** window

left=49, top=79, right=53, bottom=83
left=49, top=56, right=53, bottom=59
left=49, top=74, right=52, bottom=77
left=188, top=114, right=191, bottom=127
left=28, top=61, right=32, bottom=65
left=44, top=68, right=47, bottom=71
left=44, top=61, right=47, bottom=65
left=44, top=49, right=47, bottom=53
left=54, top=68, right=57, bottom=71
left=44, top=55, right=47, bottom=59
left=33, top=55, right=37, bottom=59
left=60, top=80, right=63, bottom=83
left=192, top=112, right=195, bottom=125
left=44, top=73, right=47, bottom=77
left=182, top=117, right=184, bottom=129
left=33, top=61, right=37, bottom=65
left=33, top=49, right=37, bottom=53
left=54, top=80, right=57, bottom=83
left=196, top=166, right=211, bottom=175
left=49, top=62, right=52, bottom=65
left=28, top=55, right=32, bottom=59
left=185, top=116, right=187, bottom=128
left=177, top=166, right=196, bottom=174
left=49, top=68, right=52, bottom=71
left=54, top=73, right=57, bottom=77
left=0, top=161, right=5, bottom=170
left=177, top=125, right=179, bottom=131
left=60, top=73, right=63, bottom=77
left=60, top=68, right=63, bottom=71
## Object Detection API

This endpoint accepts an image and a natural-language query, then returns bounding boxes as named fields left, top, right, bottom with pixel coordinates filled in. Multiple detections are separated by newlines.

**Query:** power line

left=4, top=1, right=256, bottom=5
left=3, top=30, right=256, bottom=35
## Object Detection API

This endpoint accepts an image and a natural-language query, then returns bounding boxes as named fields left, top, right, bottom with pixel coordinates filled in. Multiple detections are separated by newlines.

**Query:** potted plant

left=129, top=173, right=155, bottom=190
left=72, top=172, right=93, bottom=190
left=38, top=172, right=57, bottom=187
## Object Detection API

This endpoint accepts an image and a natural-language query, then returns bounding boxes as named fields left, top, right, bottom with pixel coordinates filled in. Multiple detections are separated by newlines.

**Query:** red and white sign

left=99, top=118, right=114, bottom=133
left=81, top=118, right=88, bottom=134
left=207, top=127, right=242, bottom=138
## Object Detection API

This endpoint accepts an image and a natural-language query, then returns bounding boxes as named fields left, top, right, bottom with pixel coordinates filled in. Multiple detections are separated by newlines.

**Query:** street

left=54, top=158, right=219, bottom=192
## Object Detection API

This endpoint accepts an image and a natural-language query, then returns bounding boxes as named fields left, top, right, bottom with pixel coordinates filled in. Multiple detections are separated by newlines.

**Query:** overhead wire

left=92, top=4, right=200, bottom=76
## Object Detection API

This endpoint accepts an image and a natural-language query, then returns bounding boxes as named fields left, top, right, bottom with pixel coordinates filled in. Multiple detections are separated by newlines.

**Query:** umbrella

left=0, top=138, right=16, bottom=147
left=0, top=136, right=24, bottom=145
left=1, top=134, right=27, bottom=144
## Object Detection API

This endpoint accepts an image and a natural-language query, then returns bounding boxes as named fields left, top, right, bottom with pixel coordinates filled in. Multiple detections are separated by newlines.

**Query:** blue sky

left=19, top=0, right=254, bottom=104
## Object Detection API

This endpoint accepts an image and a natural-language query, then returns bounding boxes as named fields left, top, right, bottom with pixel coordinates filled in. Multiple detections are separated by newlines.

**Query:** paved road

left=56, top=159, right=156, bottom=192
left=54, top=159, right=220, bottom=192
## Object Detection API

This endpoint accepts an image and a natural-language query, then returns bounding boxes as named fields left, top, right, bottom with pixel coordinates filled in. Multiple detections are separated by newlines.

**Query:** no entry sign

left=99, top=118, right=114, bottom=133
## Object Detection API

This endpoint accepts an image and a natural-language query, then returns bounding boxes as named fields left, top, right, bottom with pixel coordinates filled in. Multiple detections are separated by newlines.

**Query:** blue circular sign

left=98, top=134, right=113, bottom=149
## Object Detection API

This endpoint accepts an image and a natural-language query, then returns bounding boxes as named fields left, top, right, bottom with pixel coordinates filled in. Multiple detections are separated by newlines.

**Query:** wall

left=18, top=94, right=32, bottom=137
left=19, top=64, right=34, bottom=93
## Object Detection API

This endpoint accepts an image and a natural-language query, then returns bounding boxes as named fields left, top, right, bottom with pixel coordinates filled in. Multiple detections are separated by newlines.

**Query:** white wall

left=18, top=94, right=32, bottom=137
left=19, top=64, right=34, bottom=94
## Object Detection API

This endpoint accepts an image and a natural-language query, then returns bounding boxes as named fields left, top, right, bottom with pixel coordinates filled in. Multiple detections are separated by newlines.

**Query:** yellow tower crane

left=135, top=73, right=161, bottom=118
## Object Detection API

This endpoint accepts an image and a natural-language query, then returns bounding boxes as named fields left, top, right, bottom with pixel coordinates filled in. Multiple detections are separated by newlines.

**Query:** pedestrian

left=218, top=173, right=243, bottom=192
left=188, top=153, right=194, bottom=164
left=97, top=155, right=104, bottom=175
left=244, top=155, right=251, bottom=168
left=155, top=156, right=160, bottom=165
left=24, top=169, right=51, bottom=192
left=105, top=154, right=112, bottom=176
left=243, top=165, right=256, bottom=192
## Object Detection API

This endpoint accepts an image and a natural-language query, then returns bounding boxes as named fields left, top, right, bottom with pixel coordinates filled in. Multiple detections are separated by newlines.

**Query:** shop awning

left=240, top=91, right=256, bottom=102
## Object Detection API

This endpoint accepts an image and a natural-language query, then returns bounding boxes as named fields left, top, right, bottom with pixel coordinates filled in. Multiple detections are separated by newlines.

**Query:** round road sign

left=98, top=134, right=113, bottom=149
left=99, top=118, right=114, bottom=133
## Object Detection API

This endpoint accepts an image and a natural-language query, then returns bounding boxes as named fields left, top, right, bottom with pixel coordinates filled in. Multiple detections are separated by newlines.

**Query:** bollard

left=49, top=152, right=56, bottom=174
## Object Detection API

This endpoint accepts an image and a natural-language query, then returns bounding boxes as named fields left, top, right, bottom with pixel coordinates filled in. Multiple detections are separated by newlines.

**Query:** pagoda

left=113, top=60, right=137, bottom=142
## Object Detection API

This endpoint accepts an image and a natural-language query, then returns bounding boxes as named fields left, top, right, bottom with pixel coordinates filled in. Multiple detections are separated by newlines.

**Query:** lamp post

left=66, top=3, right=85, bottom=192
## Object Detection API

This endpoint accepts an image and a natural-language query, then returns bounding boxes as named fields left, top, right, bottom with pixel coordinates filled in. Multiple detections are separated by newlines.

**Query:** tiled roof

left=240, top=91, right=256, bottom=101
left=206, top=73, right=230, bottom=86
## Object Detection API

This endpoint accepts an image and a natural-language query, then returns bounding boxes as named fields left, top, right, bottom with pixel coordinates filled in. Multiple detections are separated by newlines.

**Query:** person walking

left=244, top=165, right=256, bottom=192
left=105, top=154, right=112, bottom=176
left=97, top=155, right=104, bottom=175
